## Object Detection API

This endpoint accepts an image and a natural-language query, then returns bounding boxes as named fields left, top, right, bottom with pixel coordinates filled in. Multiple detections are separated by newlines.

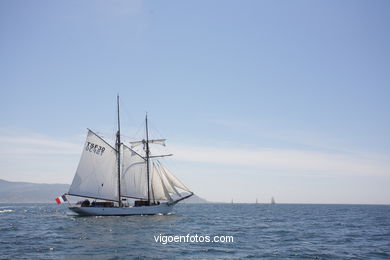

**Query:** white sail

left=129, top=140, right=143, bottom=148
left=130, top=139, right=166, bottom=148
left=121, top=145, right=148, bottom=199
left=150, top=162, right=171, bottom=201
left=149, top=139, right=166, bottom=146
left=157, top=161, right=191, bottom=192
left=153, top=162, right=180, bottom=196
left=148, top=161, right=192, bottom=202
left=68, top=130, right=119, bottom=201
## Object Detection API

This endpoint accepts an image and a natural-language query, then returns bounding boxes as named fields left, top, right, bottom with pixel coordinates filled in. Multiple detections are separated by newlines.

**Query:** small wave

left=0, top=209, right=13, bottom=213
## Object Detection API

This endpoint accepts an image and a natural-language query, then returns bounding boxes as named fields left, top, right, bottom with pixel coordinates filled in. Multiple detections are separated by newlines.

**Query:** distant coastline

left=0, top=179, right=208, bottom=204
left=3, top=179, right=387, bottom=205
left=0, top=179, right=69, bottom=203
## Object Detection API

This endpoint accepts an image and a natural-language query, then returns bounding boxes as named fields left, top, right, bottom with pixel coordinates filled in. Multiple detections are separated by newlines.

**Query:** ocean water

left=0, top=203, right=389, bottom=259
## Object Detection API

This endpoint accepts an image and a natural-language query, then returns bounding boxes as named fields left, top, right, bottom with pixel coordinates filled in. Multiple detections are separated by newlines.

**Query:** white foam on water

left=0, top=209, right=14, bottom=213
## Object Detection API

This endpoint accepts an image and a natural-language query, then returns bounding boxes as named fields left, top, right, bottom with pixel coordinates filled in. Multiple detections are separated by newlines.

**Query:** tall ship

left=56, top=96, right=193, bottom=216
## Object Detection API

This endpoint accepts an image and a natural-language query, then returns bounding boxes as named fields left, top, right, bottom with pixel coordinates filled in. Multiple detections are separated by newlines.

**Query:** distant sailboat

left=256, top=198, right=258, bottom=204
left=56, top=96, right=193, bottom=216
left=271, top=197, right=276, bottom=204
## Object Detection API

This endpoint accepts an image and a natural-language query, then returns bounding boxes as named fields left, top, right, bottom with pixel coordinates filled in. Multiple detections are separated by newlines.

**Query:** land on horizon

left=0, top=179, right=208, bottom=204
left=1, top=179, right=389, bottom=205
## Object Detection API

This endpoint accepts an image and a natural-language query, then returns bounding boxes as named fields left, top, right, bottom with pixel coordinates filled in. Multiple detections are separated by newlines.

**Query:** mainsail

left=68, top=130, right=119, bottom=201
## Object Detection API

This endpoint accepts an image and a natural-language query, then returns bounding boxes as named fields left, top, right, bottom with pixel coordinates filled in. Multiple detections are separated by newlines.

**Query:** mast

left=145, top=114, right=151, bottom=205
left=116, top=95, right=122, bottom=207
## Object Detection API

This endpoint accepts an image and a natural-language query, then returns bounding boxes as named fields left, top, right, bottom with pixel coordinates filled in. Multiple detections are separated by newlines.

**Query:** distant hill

left=0, top=179, right=69, bottom=203
left=0, top=179, right=208, bottom=203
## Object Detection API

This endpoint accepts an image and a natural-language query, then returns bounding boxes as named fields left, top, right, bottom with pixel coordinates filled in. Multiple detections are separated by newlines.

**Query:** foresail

left=121, top=145, right=148, bottom=199
left=68, top=130, right=118, bottom=201
left=156, top=161, right=191, bottom=192
left=154, top=162, right=180, bottom=196
left=150, top=162, right=171, bottom=201
left=149, top=160, right=192, bottom=201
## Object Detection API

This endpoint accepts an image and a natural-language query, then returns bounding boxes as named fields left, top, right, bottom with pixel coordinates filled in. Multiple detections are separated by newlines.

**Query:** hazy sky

left=1, top=0, right=389, bottom=204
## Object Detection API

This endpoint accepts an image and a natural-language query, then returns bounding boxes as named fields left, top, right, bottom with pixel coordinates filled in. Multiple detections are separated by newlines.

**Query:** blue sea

left=0, top=203, right=389, bottom=259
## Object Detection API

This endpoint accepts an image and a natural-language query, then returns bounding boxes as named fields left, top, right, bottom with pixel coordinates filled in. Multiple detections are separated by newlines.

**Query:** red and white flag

left=55, top=195, right=68, bottom=204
